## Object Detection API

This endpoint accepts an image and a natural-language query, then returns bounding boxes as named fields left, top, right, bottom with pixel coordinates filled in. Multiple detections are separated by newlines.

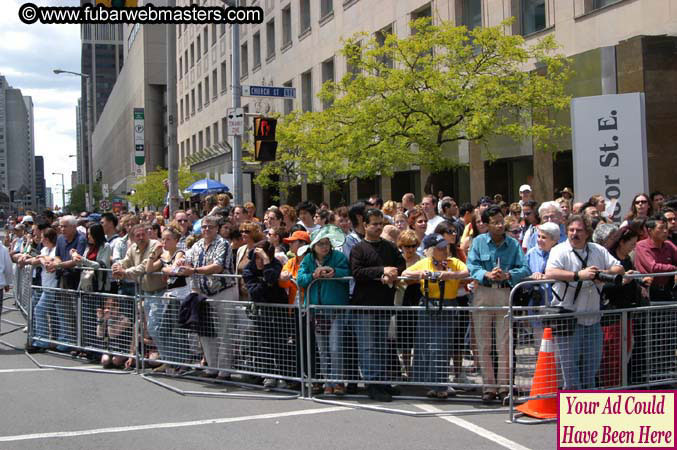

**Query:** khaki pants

left=472, top=285, right=510, bottom=394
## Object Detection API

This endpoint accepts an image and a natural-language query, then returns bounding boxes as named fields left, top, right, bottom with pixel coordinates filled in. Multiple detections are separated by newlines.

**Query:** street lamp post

left=52, top=172, right=65, bottom=212
left=220, top=0, right=243, bottom=205
left=53, top=69, right=95, bottom=212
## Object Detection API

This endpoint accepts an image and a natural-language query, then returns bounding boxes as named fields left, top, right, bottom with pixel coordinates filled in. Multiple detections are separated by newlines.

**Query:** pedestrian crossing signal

left=253, top=117, right=277, bottom=162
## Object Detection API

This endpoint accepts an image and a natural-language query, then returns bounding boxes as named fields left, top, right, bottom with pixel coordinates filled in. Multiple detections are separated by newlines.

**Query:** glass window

left=300, top=0, right=311, bottom=33
left=220, top=62, right=227, bottom=93
left=282, top=5, right=292, bottom=46
left=266, top=19, right=275, bottom=59
left=321, top=57, right=334, bottom=109
left=241, top=42, right=248, bottom=77
left=253, top=32, right=261, bottom=68
left=321, top=0, right=333, bottom=17
left=283, top=80, right=294, bottom=115
left=521, top=0, right=546, bottom=35
left=462, top=0, right=482, bottom=30
left=302, top=70, right=313, bottom=112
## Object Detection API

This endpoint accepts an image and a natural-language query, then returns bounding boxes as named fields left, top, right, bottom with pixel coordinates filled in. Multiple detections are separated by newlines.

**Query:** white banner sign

left=571, top=93, right=648, bottom=223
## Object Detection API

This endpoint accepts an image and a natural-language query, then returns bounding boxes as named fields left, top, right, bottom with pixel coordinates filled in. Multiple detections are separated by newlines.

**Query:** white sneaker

left=263, top=378, right=277, bottom=390
left=277, top=380, right=289, bottom=389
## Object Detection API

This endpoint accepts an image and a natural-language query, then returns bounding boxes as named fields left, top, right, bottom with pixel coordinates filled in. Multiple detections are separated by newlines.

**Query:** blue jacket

left=467, top=233, right=530, bottom=287
left=297, top=249, right=350, bottom=305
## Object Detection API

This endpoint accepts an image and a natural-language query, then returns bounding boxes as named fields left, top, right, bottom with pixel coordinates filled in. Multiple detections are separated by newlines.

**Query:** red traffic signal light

left=253, top=117, right=277, bottom=162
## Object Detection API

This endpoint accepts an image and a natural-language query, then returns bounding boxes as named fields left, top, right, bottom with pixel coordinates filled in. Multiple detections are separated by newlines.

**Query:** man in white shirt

left=545, top=214, right=624, bottom=390
left=422, top=195, right=444, bottom=235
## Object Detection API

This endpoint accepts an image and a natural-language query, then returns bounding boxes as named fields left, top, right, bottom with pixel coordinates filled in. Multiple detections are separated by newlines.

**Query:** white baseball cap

left=519, top=184, right=532, bottom=193
left=21, top=216, right=34, bottom=224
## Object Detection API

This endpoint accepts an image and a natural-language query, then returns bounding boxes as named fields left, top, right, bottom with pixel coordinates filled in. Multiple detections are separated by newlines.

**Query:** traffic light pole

left=231, top=19, right=243, bottom=205
left=166, top=0, right=180, bottom=216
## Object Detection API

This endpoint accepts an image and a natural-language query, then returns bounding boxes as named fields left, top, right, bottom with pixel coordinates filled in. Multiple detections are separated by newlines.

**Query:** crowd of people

left=3, top=186, right=677, bottom=403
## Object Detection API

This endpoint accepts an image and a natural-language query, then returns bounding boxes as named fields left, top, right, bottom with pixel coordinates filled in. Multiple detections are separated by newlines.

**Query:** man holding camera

left=545, top=214, right=624, bottom=389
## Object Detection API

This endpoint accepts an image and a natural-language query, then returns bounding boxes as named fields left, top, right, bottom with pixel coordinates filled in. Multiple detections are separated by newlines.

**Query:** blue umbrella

left=183, top=178, right=230, bottom=195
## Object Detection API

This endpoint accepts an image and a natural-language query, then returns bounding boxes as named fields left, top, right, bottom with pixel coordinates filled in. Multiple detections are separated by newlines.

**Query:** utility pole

left=220, top=0, right=243, bottom=205
left=166, top=0, right=180, bottom=216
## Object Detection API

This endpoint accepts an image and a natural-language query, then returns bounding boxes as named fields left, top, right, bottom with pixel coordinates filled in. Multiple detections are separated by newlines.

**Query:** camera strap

left=552, top=244, right=602, bottom=307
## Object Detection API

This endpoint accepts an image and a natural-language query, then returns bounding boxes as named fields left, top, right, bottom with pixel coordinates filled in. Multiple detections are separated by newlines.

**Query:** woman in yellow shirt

left=402, top=233, right=469, bottom=399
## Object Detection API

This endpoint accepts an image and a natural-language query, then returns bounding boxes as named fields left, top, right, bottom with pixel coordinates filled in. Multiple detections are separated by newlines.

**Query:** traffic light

left=253, top=117, right=277, bottom=162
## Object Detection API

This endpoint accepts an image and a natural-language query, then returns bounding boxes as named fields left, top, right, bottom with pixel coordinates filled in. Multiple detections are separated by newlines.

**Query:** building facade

left=80, top=6, right=125, bottom=188
left=35, top=156, right=46, bottom=211
left=91, top=23, right=168, bottom=200
left=0, top=75, right=35, bottom=211
left=173, top=0, right=677, bottom=212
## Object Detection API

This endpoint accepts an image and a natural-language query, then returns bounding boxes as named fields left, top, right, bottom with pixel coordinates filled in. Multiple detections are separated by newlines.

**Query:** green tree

left=255, top=18, right=571, bottom=194
left=67, top=182, right=103, bottom=214
left=127, top=167, right=203, bottom=209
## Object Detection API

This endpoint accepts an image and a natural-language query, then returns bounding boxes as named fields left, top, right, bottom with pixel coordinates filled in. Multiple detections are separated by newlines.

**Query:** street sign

left=99, top=200, right=111, bottom=210
left=227, top=107, right=244, bottom=136
left=133, top=108, right=145, bottom=165
left=242, top=85, right=296, bottom=99
left=102, top=183, right=109, bottom=198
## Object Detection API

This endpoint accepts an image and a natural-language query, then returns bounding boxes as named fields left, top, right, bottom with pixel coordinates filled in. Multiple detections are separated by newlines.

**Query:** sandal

left=333, top=385, right=345, bottom=396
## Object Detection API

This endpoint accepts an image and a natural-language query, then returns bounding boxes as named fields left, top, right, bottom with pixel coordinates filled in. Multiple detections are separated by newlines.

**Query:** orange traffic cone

left=516, top=327, right=558, bottom=419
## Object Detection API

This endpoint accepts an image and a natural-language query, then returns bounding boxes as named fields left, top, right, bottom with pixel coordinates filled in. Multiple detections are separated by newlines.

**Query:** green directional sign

left=133, top=108, right=145, bottom=165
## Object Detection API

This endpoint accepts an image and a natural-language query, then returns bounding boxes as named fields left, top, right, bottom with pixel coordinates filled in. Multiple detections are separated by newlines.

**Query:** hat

left=422, top=233, right=448, bottom=250
left=309, top=224, right=346, bottom=249
left=519, top=184, right=532, bottom=193
left=478, top=196, right=492, bottom=206
left=14, top=223, right=25, bottom=231
left=21, top=216, right=34, bottom=224
left=561, top=187, right=574, bottom=197
left=283, top=230, right=310, bottom=244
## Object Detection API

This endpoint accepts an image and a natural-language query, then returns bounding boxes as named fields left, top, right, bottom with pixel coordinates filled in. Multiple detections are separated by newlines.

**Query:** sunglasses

left=402, top=244, right=417, bottom=249
left=635, top=200, right=648, bottom=205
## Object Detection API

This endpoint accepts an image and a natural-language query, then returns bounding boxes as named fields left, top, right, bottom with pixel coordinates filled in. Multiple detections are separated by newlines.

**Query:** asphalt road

left=0, top=298, right=556, bottom=450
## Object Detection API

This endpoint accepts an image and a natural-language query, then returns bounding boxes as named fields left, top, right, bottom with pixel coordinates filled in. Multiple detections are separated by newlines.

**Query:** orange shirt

left=278, top=255, right=304, bottom=304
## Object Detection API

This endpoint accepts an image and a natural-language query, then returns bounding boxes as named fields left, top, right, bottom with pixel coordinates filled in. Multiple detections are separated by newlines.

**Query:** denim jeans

left=413, top=308, right=451, bottom=391
left=556, top=322, right=603, bottom=389
left=34, top=289, right=60, bottom=346
left=143, top=291, right=175, bottom=361
left=350, top=310, right=389, bottom=382
left=314, top=310, right=345, bottom=386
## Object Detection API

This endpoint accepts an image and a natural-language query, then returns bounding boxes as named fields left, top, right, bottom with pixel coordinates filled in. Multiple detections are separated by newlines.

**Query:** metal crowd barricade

left=508, top=272, right=677, bottom=424
left=137, top=272, right=301, bottom=399
left=13, top=264, right=32, bottom=318
left=301, top=276, right=513, bottom=416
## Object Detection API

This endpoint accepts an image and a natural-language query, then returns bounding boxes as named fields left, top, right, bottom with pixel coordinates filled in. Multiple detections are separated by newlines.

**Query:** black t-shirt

left=350, top=239, right=406, bottom=306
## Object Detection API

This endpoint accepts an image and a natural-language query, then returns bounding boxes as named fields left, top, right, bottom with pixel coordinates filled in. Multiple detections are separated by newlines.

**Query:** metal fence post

left=76, top=290, right=83, bottom=349
left=136, top=277, right=143, bottom=374
left=26, top=278, right=33, bottom=348
left=620, top=310, right=628, bottom=387
left=508, top=284, right=516, bottom=423
left=295, top=282, right=306, bottom=398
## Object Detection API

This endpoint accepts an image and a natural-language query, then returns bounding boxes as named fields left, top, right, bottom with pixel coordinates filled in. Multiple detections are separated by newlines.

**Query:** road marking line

left=0, top=406, right=349, bottom=442
left=0, top=368, right=54, bottom=374
left=414, top=403, right=532, bottom=450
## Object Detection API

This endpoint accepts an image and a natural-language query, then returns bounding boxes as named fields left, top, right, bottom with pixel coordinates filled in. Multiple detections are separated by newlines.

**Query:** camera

left=594, top=271, right=623, bottom=287
left=427, top=271, right=442, bottom=281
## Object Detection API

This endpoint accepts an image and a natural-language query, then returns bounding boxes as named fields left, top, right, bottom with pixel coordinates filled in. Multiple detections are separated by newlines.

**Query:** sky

left=0, top=0, right=81, bottom=207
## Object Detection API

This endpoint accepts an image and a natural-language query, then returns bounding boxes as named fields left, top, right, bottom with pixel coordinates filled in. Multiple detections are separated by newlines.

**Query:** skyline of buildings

left=0, top=74, right=39, bottom=212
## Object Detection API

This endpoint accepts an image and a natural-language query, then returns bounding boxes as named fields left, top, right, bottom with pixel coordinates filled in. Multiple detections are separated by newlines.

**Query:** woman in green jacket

left=297, top=225, right=349, bottom=395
